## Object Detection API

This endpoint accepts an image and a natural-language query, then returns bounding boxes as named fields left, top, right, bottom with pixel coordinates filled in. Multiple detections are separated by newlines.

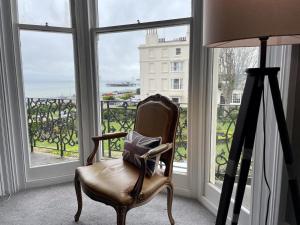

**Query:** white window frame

left=171, top=61, right=183, bottom=72
left=171, top=78, right=183, bottom=90
left=231, top=93, right=242, bottom=104
left=5, top=0, right=98, bottom=187
left=92, top=11, right=193, bottom=196
left=199, top=44, right=293, bottom=224
left=176, top=47, right=181, bottom=55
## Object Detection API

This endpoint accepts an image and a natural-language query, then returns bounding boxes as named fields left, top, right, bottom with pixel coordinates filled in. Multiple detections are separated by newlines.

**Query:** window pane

left=20, top=31, right=78, bottom=167
left=97, top=25, right=189, bottom=172
left=98, top=0, right=191, bottom=27
left=18, top=0, right=71, bottom=27
left=210, top=47, right=259, bottom=210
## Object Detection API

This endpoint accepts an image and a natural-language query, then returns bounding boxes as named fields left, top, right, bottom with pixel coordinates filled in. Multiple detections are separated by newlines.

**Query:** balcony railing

left=26, top=98, right=188, bottom=163
left=100, top=100, right=188, bottom=162
left=215, top=104, right=253, bottom=183
left=26, top=98, right=250, bottom=180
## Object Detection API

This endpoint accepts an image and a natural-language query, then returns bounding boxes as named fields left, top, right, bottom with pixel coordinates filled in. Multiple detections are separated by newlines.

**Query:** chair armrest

left=130, top=143, right=173, bottom=199
left=87, top=132, right=128, bottom=165
left=142, top=143, right=173, bottom=159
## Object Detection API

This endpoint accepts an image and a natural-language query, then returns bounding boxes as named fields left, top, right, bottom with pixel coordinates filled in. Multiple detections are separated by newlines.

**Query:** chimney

left=145, top=29, right=158, bottom=44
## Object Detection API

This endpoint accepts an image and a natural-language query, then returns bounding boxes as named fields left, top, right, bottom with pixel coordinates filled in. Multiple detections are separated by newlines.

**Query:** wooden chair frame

left=74, top=94, right=179, bottom=225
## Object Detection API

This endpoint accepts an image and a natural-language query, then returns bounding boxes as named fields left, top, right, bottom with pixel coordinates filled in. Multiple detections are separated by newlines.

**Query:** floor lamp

left=203, top=1, right=300, bottom=224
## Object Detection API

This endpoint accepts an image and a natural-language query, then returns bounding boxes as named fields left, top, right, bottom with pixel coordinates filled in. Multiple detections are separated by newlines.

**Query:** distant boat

left=106, top=81, right=136, bottom=87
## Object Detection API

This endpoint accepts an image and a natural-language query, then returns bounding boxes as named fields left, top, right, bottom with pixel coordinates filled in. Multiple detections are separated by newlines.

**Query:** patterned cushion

left=122, top=131, right=162, bottom=176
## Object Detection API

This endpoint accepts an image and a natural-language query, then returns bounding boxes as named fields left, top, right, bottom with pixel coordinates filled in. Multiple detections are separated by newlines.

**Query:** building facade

left=139, top=29, right=189, bottom=104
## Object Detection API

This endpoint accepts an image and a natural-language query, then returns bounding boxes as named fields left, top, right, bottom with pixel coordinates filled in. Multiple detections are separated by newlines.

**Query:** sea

left=99, top=82, right=139, bottom=94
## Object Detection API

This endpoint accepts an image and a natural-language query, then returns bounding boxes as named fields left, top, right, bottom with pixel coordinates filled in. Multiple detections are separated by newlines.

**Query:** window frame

left=9, top=0, right=99, bottom=186
left=170, top=60, right=183, bottom=72
left=92, top=6, right=193, bottom=196
left=171, top=78, right=183, bottom=90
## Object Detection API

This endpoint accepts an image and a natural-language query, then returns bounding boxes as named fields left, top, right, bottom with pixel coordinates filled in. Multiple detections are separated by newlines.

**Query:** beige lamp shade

left=203, top=0, right=300, bottom=48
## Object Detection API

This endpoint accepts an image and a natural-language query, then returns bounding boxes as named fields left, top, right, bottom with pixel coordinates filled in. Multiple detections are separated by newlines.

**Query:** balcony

left=27, top=98, right=250, bottom=183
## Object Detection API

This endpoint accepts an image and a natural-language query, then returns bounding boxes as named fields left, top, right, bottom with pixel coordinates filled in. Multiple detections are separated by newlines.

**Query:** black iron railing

left=100, top=100, right=188, bottom=162
left=26, top=98, right=188, bottom=162
left=215, top=104, right=253, bottom=183
left=26, top=98, right=250, bottom=180
left=27, top=98, right=78, bottom=157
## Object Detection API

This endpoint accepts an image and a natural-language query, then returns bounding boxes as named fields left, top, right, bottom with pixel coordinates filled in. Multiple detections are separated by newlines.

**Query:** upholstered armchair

left=74, top=94, right=179, bottom=225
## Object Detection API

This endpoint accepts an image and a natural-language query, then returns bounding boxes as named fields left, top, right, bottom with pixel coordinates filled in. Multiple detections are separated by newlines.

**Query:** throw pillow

left=122, top=131, right=162, bottom=176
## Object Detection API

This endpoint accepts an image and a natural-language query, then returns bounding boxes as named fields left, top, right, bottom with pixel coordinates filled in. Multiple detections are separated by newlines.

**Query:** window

left=18, top=0, right=71, bottom=27
left=96, top=0, right=191, bottom=174
left=148, top=49, right=155, bottom=58
left=231, top=93, right=242, bottom=104
left=17, top=0, right=79, bottom=168
left=162, top=48, right=168, bottom=58
left=171, top=97, right=180, bottom=103
left=176, top=48, right=181, bottom=55
left=171, top=61, right=183, bottom=72
left=98, top=0, right=191, bottom=27
left=171, top=78, right=183, bottom=89
left=162, top=78, right=169, bottom=90
left=207, top=47, right=259, bottom=219
left=162, top=62, right=169, bottom=73
left=149, top=79, right=156, bottom=90
left=149, top=63, right=155, bottom=73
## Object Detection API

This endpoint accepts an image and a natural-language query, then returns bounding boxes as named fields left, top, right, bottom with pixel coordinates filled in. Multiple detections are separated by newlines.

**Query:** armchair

left=74, top=94, right=179, bottom=225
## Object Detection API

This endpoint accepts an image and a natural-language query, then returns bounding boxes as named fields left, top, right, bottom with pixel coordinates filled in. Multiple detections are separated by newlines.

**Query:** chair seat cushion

left=76, top=158, right=169, bottom=205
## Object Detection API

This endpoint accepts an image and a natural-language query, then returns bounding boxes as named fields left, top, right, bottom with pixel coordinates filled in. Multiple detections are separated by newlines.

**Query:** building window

left=231, top=93, right=242, bottom=104
left=148, top=49, right=155, bottom=58
left=171, top=78, right=183, bottom=90
left=171, top=97, right=180, bottom=103
left=162, top=62, right=168, bottom=73
left=176, top=48, right=181, bottom=55
left=149, top=79, right=156, bottom=90
left=149, top=63, right=155, bottom=73
left=171, top=61, right=183, bottom=72
left=162, top=48, right=168, bottom=58
left=162, top=78, right=168, bottom=90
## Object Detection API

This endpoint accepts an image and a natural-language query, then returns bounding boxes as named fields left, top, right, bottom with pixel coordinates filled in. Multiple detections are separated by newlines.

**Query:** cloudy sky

left=18, top=0, right=191, bottom=97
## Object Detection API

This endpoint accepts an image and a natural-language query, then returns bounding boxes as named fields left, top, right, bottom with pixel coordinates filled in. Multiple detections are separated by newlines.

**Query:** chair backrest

left=134, top=94, right=179, bottom=177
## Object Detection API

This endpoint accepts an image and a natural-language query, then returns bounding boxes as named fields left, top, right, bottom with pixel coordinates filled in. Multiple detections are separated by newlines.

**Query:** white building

left=139, top=29, right=189, bottom=104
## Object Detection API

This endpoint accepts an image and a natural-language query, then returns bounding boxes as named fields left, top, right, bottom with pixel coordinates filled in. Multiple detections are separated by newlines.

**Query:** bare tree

left=218, top=48, right=258, bottom=105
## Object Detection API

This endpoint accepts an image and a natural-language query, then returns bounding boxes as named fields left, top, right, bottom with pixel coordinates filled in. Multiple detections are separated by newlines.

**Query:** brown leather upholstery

left=77, top=158, right=169, bottom=205
left=74, top=94, right=179, bottom=225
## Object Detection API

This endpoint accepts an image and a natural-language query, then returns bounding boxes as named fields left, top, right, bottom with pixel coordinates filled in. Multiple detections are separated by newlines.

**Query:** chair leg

left=74, top=173, right=82, bottom=222
left=116, top=206, right=127, bottom=225
left=167, top=185, right=175, bottom=225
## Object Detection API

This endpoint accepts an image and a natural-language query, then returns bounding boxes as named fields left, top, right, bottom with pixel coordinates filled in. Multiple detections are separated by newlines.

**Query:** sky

left=18, top=0, right=191, bottom=98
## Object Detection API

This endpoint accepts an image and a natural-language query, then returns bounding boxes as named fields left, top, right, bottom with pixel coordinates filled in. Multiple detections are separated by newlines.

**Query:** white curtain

left=0, top=0, right=26, bottom=196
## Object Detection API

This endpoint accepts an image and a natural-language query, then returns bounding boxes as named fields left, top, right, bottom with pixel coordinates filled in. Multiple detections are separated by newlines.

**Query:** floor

left=0, top=183, right=215, bottom=225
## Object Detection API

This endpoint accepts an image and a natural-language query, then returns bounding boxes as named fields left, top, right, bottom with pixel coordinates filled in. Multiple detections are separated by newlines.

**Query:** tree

left=218, top=48, right=258, bottom=105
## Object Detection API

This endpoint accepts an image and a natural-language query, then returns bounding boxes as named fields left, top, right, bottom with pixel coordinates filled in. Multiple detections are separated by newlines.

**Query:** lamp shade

left=203, top=0, right=300, bottom=48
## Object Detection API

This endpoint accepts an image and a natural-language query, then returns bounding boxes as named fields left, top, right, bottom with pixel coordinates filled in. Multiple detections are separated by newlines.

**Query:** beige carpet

left=0, top=183, right=215, bottom=225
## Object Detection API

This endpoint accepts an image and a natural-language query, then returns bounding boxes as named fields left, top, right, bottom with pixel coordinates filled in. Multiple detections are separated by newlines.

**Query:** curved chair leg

left=74, top=173, right=82, bottom=222
left=116, top=206, right=127, bottom=225
left=167, top=185, right=175, bottom=225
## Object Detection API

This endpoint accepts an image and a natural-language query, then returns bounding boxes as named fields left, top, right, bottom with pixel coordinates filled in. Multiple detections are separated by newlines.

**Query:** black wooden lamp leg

left=216, top=67, right=262, bottom=225
left=216, top=67, right=300, bottom=225
left=231, top=71, right=265, bottom=225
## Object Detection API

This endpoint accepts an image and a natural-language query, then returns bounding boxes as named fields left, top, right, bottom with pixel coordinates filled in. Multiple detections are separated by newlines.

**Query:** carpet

left=0, top=183, right=215, bottom=225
